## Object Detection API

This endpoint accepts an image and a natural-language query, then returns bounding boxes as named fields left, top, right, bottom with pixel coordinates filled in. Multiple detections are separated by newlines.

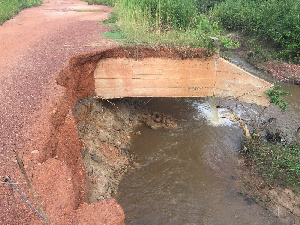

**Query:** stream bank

left=221, top=52, right=300, bottom=224
left=224, top=33, right=300, bottom=85
left=237, top=157, right=300, bottom=224
left=65, top=47, right=299, bottom=224
left=73, top=97, right=177, bottom=203
left=113, top=97, right=286, bottom=224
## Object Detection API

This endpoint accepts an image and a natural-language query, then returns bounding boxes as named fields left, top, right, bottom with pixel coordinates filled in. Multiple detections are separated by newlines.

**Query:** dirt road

left=0, top=0, right=124, bottom=224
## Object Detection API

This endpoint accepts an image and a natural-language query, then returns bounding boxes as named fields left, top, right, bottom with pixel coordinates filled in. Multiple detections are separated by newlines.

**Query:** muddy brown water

left=114, top=56, right=300, bottom=224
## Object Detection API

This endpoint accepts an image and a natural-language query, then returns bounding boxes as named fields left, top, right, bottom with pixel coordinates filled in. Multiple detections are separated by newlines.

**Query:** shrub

left=244, top=135, right=300, bottom=193
left=211, top=0, right=300, bottom=63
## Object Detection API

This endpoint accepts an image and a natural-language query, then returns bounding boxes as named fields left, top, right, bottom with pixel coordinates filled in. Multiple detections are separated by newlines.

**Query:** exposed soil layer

left=237, top=159, right=300, bottom=225
left=73, top=97, right=178, bottom=203
left=265, top=61, right=300, bottom=85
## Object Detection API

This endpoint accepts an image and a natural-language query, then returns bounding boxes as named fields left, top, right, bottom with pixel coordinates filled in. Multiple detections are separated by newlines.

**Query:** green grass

left=84, top=0, right=299, bottom=64
left=85, top=0, right=241, bottom=51
left=103, top=0, right=228, bottom=51
left=102, top=30, right=125, bottom=40
left=0, top=0, right=43, bottom=25
left=210, top=0, right=300, bottom=63
left=81, top=0, right=116, bottom=6
left=244, top=135, right=300, bottom=193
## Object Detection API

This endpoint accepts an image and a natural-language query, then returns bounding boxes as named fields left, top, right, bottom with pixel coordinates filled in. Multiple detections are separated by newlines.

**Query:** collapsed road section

left=1, top=46, right=272, bottom=224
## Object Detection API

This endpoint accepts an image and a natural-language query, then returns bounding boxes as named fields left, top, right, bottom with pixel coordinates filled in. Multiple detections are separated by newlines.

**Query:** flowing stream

left=115, top=56, right=300, bottom=225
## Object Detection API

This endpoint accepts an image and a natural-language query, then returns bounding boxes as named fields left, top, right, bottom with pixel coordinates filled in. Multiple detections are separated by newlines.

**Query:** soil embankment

left=237, top=160, right=300, bottom=224
left=73, top=97, right=178, bottom=204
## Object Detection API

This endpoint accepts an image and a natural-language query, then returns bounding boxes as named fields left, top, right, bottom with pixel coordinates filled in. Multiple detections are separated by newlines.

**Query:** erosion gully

left=74, top=54, right=299, bottom=224
left=114, top=56, right=300, bottom=224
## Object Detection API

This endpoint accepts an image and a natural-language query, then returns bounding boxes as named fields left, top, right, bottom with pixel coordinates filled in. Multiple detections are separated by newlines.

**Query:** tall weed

left=211, top=0, right=300, bottom=63
left=195, top=0, right=223, bottom=13
left=113, top=0, right=223, bottom=49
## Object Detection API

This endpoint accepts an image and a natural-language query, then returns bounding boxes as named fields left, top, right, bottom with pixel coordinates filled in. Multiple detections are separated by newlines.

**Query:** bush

left=244, top=135, right=300, bottom=193
left=211, top=0, right=300, bottom=63
left=195, top=0, right=223, bottom=13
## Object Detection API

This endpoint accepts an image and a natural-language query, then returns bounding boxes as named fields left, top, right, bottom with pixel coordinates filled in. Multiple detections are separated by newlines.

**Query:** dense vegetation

left=84, top=0, right=232, bottom=50
left=211, top=0, right=300, bottom=63
left=83, top=0, right=299, bottom=63
left=112, top=0, right=221, bottom=48
left=244, top=136, right=300, bottom=193
left=0, top=0, right=43, bottom=25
